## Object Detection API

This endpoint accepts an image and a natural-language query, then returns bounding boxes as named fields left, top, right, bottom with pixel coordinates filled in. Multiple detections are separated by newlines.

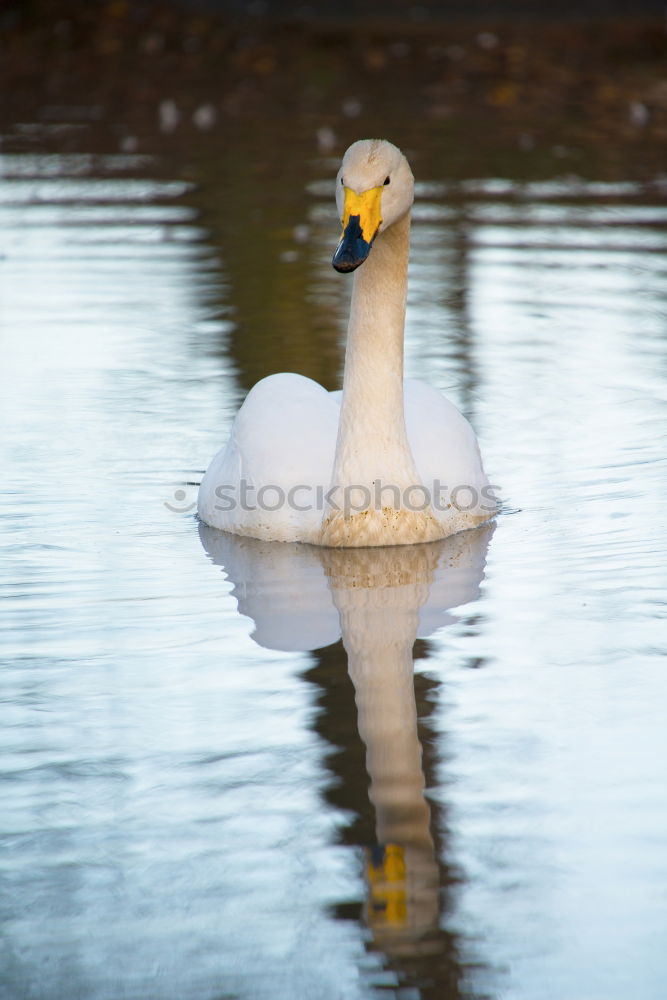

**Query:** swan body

left=198, top=139, right=495, bottom=547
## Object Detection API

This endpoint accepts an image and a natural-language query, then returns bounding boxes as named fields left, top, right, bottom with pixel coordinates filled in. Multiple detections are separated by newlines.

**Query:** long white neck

left=332, top=212, right=421, bottom=490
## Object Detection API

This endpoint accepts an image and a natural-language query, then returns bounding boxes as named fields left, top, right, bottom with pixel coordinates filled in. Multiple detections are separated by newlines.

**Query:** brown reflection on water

left=320, top=544, right=479, bottom=995
left=439, top=205, right=478, bottom=415
left=3, top=0, right=666, bottom=398
left=304, top=643, right=468, bottom=998
left=187, top=128, right=345, bottom=391
left=4, top=1, right=666, bottom=181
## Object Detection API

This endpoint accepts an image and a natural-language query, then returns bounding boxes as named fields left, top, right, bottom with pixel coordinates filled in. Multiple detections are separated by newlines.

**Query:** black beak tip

left=332, top=251, right=364, bottom=273
left=332, top=215, right=373, bottom=274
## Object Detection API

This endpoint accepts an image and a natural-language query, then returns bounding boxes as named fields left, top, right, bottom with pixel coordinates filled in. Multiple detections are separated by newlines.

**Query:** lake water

left=1, top=126, right=666, bottom=1000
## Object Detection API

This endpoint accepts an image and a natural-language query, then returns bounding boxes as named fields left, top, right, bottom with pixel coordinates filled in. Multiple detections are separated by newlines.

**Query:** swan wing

left=404, top=379, right=494, bottom=525
left=198, top=373, right=340, bottom=542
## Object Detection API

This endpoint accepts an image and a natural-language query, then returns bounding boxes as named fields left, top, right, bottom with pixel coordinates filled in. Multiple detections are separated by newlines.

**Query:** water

left=1, top=132, right=666, bottom=1000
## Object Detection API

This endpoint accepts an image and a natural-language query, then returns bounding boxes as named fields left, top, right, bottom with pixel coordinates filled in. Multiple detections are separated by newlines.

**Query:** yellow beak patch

left=341, top=186, right=383, bottom=244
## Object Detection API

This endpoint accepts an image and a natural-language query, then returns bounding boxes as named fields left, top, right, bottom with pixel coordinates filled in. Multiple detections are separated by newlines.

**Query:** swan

left=198, top=139, right=495, bottom=547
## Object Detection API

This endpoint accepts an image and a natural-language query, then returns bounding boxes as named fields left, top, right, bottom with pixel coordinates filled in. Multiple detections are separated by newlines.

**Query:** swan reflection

left=199, top=523, right=492, bottom=987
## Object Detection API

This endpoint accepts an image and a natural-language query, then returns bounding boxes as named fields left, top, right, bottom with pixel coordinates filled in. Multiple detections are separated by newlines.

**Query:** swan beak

left=332, top=185, right=383, bottom=273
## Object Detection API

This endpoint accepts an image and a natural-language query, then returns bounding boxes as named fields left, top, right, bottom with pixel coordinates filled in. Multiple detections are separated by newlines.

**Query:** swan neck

left=333, top=212, right=417, bottom=487
left=346, top=212, right=410, bottom=381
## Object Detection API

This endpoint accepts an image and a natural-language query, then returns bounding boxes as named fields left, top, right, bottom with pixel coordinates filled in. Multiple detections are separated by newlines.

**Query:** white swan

left=198, top=139, right=495, bottom=547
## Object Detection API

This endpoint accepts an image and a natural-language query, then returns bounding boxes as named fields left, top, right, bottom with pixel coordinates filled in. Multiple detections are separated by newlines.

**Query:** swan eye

left=340, top=178, right=344, bottom=186
left=384, top=176, right=390, bottom=185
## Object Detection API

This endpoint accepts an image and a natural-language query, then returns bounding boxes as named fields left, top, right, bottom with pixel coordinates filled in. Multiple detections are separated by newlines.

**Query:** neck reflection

left=321, top=545, right=441, bottom=956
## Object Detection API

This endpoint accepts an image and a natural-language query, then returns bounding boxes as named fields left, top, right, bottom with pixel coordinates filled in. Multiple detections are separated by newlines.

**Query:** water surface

left=1, top=128, right=666, bottom=1000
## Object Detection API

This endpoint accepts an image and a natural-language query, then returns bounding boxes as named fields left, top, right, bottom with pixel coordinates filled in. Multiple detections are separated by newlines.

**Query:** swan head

left=333, top=139, right=414, bottom=273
